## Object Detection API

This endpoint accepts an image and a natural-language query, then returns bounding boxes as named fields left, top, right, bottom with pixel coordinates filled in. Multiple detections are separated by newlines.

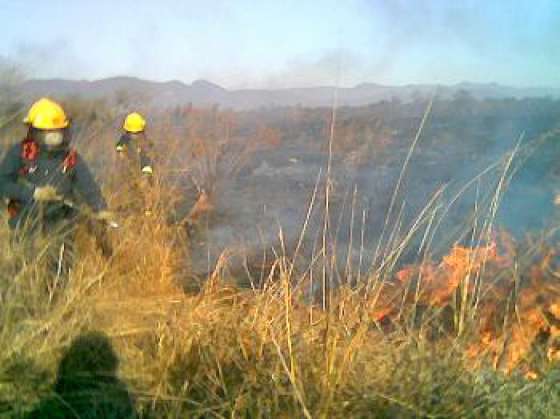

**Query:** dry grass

left=2, top=205, right=558, bottom=418
left=0, top=102, right=559, bottom=418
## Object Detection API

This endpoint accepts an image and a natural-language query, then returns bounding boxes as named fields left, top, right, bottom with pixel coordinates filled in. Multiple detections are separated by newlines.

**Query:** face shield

left=33, top=129, right=67, bottom=151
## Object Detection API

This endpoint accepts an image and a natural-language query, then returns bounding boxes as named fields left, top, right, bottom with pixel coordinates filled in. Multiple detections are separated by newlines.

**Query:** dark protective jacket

left=115, top=132, right=154, bottom=175
left=0, top=138, right=107, bottom=228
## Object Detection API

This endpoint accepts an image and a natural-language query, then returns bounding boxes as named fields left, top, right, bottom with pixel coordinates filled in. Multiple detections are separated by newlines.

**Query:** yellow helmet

left=123, top=112, right=146, bottom=133
left=23, top=98, right=69, bottom=130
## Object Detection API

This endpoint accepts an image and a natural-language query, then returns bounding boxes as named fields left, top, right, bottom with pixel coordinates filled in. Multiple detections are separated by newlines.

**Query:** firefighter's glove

left=95, top=210, right=119, bottom=228
left=95, top=210, right=116, bottom=221
left=141, top=165, right=153, bottom=176
left=33, top=185, right=62, bottom=202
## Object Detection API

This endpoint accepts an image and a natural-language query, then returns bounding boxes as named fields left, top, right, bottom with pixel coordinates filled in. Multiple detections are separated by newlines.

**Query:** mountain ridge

left=19, top=77, right=560, bottom=110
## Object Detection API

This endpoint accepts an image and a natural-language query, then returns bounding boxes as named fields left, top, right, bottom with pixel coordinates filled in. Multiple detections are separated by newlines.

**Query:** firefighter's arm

left=72, top=154, right=108, bottom=213
left=115, top=134, right=127, bottom=153
left=0, top=144, right=34, bottom=202
left=139, top=137, right=154, bottom=176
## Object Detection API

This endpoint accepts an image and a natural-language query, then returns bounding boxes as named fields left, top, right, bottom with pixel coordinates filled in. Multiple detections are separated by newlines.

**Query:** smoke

left=2, top=1, right=559, bottom=88
left=0, top=55, right=25, bottom=85
left=337, top=0, right=560, bottom=87
left=0, top=55, right=26, bottom=109
left=1, top=39, right=87, bottom=82
left=259, top=48, right=368, bottom=89
left=9, top=40, right=87, bottom=80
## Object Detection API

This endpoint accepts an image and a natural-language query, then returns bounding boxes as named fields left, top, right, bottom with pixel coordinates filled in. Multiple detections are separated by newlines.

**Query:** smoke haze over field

left=1, top=1, right=560, bottom=280
left=0, top=0, right=558, bottom=88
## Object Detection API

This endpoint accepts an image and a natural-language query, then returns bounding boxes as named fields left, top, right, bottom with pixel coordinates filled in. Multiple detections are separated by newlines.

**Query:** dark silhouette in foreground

left=26, top=331, right=135, bottom=418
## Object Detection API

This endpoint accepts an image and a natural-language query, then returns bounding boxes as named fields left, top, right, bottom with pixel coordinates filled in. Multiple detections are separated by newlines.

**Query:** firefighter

left=114, top=112, right=155, bottom=215
left=0, top=98, right=114, bottom=277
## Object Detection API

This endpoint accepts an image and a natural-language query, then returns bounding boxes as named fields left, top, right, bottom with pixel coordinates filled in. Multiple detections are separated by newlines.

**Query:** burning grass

left=1, top=180, right=559, bottom=418
left=370, top=236, right=560, bottom=374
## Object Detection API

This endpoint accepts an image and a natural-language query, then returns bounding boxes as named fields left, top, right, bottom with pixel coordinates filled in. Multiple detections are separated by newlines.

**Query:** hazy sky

left=0, top=0, right=558, bottom=88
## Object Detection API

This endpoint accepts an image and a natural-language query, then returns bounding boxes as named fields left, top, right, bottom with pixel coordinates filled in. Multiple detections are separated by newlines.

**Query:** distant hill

left=18, top=77, right=560, bottom=110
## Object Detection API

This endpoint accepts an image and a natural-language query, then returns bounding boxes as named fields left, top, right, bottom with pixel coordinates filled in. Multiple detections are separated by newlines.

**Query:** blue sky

left=0, top=0, right=558, bottom=88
